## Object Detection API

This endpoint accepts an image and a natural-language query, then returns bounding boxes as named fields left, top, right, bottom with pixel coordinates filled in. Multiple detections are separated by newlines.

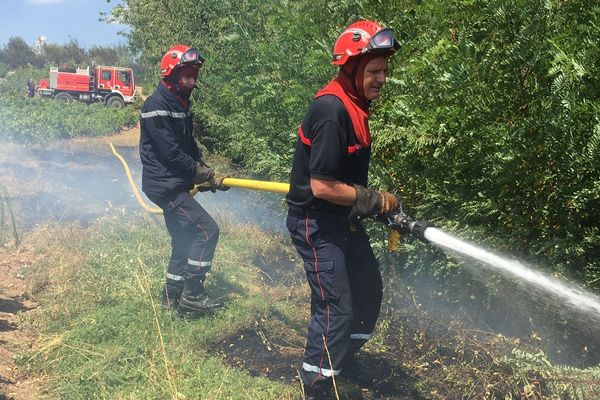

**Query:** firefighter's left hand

left=380, top=191, right=399, bottom=214
left=210, top=173, right=230, bottom=191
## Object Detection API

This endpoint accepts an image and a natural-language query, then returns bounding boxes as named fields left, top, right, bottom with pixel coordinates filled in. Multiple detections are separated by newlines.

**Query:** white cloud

left=26, top=0, right=66, bottom=4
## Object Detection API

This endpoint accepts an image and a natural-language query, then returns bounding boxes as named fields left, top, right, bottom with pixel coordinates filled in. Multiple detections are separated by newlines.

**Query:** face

left=177, top=64, right=200, bottom=95
left=362, top=57, right=389, bottom=101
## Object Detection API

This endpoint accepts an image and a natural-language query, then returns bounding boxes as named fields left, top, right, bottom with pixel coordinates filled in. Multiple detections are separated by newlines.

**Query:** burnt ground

left=211, top=327, right=422, bottom=400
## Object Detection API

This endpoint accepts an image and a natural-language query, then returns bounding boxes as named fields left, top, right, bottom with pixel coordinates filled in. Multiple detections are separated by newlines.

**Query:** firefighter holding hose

left=139, top=45, right=228, bottom=314
left=286, top=21, right=401, bottom=399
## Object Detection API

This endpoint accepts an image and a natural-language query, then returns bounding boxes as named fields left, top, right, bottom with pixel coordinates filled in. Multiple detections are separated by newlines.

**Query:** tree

left=0, top=36, right=37, bottom=68
left=43, top=39, right=86, bottom=67
left=89, top=46, right=119, bottom=65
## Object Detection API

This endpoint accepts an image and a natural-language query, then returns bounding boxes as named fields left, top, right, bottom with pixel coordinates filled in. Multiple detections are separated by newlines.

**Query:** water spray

left=379, top=203, right=600, bottom=317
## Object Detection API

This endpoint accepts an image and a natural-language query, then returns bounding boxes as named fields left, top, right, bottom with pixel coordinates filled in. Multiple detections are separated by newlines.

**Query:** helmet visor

left=180, top=48, right=205, bottom=66
left=367, top=29, right=399, bottom=52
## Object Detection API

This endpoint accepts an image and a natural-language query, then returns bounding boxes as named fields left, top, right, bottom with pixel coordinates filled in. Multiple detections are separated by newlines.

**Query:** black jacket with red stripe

left=286, top=94, right=371, bottom=217
left=139, top=83, right=200, bottom=198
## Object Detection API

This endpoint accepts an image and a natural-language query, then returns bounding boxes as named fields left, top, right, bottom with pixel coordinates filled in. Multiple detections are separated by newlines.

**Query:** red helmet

left=332, top=20, right=400, bottom=66
left=160, top=44, right=205, bottom=78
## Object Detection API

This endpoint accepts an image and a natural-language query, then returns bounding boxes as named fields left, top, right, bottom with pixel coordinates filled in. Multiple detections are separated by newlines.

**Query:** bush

left=0, top=96, right=138, bottom=143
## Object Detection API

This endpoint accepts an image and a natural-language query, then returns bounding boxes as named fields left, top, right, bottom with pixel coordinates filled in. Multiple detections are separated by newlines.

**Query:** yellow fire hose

left=110, top=142, right=162, bottom=214
left=110, top=142, right=398, bottom=250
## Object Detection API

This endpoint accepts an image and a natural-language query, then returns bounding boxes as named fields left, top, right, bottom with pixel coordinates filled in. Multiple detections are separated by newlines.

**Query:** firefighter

left=140, top=44, right=228, bottom=314
left=286, top=21, right=400, bottom=399
left=26, top=78, right=35, bottom=97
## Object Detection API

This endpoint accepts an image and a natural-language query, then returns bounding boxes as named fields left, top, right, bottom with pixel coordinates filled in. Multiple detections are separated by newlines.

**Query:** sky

left=0, top=0, right=129, bottom=49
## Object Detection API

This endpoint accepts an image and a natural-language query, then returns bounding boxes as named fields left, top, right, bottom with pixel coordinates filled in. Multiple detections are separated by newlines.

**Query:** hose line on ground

left=109, top=142, right=163, bottom=214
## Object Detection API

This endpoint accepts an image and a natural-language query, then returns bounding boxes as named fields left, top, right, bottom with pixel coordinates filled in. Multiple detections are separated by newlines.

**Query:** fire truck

left=37, top=65, right=137, bottom=107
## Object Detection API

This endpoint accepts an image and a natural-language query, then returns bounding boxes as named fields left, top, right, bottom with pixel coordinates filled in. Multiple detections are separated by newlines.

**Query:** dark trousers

left=148, top=191, right=219, bottom=295
left=287, top=209, right=383, bottom=391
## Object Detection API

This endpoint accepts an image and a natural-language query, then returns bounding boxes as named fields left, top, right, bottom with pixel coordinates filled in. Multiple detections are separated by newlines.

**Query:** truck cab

left=95, top=66, right=136, bottom=107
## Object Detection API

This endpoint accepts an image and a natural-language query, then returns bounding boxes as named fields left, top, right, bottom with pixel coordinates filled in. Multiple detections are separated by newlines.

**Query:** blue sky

left=1, top=0, right=129, bottom=49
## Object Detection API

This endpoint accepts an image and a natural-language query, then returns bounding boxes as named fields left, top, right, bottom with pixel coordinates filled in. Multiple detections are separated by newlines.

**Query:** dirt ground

left=0, top=241, right=42, bottom=400
left=0, top=127, right=140, bottom=400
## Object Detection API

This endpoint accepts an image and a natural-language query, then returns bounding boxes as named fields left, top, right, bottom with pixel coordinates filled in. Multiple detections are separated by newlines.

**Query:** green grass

left=18, top=217, right=304, bottom=399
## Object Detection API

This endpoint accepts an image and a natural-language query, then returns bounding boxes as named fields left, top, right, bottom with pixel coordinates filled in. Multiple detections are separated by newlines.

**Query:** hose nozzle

left=378, top=209, right=432, bottom=243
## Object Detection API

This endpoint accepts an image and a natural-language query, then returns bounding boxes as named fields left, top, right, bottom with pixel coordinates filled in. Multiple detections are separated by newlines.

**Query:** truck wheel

left=107, top=96, right=125, bottom=108
left=55, top=92, right=73, bottom=102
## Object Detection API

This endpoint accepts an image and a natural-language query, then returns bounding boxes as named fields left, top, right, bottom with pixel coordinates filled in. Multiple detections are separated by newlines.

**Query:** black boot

left=161, top=284, right=182, bottom=311
left=301, top=384, right=332, bottom=400
left=178, top=278, right=223, bottom=314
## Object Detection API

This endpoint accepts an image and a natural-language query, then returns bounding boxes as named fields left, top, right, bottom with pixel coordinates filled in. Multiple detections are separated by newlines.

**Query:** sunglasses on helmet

left=180, top=48, right=205, bottom=66
left=367, top=29, right=400, bottom=52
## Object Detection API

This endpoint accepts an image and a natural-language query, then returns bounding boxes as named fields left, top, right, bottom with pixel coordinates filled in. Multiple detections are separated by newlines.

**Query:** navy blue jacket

left=139, top=83, right=200, bottom=198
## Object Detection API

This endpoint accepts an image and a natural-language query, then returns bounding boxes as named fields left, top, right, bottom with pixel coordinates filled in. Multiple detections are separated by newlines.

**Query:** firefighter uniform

left=140, top=82, right=219, bottom=306
left=286, top=92, right=383, bottom=393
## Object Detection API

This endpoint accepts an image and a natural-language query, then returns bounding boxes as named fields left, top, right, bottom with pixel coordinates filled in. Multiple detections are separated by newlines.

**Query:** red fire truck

left=37, top=65, right=137, bottom=107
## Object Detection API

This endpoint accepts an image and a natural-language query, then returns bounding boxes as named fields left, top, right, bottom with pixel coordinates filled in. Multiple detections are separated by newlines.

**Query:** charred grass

left=12, top=216, right=600, bottom=399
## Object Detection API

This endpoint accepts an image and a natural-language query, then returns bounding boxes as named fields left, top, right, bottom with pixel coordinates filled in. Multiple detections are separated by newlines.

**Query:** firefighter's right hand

left=349, top=185, right=381, bottom=218
left=193, top=162, right=215, bottom=185
left=209, top=173, right=230, bottom=191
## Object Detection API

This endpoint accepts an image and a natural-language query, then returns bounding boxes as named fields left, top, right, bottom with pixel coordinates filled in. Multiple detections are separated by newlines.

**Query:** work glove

left=193, top=162, right=215, bottom=185
left=381, top=191, right=399, bottom=214
left=349, top=184, right=399, bottom=218
left=209, top=173, right=230, bottom=192
left=193, top=182, right=216, bottom=193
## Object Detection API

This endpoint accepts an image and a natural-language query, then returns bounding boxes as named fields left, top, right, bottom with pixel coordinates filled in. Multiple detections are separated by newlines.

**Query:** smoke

left=0, top=140, right=285, bottom=233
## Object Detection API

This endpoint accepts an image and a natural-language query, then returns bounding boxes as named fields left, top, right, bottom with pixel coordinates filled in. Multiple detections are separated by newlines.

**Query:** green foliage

left=0, top=66, right=48, bottom=97
left=0, top=67, right=139, bottom=143
left=0, top=36, right=139, bottom=69
left=42, top=39, right=87, bottom=67
left=0, top=96, right=138, bottom=143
